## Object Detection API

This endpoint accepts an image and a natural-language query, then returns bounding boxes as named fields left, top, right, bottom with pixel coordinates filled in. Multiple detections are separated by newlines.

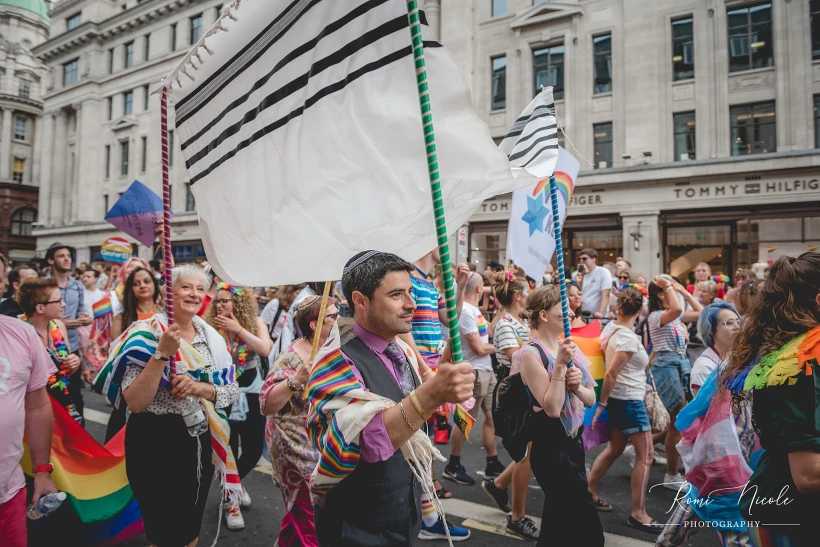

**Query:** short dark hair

left=580, top=248, right=598, bottom=260
left=149, top=259, right=161, bottom=270
left=4, top=265, right=38, bottom=299
left=487, top=260, right=504, bottom=273
left=86, top=269, right=101, bottom=279
left=341, top=252, right=413, bottom=316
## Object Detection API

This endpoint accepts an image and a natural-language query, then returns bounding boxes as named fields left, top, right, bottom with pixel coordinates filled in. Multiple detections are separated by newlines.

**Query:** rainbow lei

left=617, top=283, right=648, bottom=297
left=216, top=282, right=250, bottom=373
left=712, top=274, right=730, bottom=283
left=23, top=317, right=81, bottom=422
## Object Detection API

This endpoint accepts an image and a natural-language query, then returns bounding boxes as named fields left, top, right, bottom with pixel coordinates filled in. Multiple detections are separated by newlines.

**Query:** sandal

left=435, top=486, right=453, bottom=499
left=591, top=497, right=613, bottom=512
left=627, top=516, right=664, bottom=533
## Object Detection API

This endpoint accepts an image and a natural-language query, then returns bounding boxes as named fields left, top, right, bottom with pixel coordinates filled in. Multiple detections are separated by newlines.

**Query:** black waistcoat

left=314, top=335, right=422, bottom=547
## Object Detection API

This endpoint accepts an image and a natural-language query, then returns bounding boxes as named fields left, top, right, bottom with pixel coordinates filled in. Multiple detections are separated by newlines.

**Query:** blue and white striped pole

left=548, top=175, right=573, bottom=367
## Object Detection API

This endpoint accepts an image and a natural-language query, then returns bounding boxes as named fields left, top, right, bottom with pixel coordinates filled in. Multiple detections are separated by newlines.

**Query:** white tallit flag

left=166, top=0, right=557, bottom=285
left=506, top=146, right=580, bottom=284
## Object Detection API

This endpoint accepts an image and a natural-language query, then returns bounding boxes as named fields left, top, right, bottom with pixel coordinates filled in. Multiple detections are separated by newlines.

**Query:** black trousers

left=229, top=392, right=266, bottom=480
left=68, top=361, right=85, bottom=427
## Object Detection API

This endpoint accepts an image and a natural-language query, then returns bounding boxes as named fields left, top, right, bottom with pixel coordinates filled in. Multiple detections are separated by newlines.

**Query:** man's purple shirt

left=342, top=322, right=410, bottom=463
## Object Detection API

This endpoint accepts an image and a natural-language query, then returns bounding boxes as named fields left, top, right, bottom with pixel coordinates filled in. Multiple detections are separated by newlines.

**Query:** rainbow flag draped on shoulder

left=22, top=397, right=143, bottom=546
left=306, top=323, right=444, bottom=524
left=85, top=294, right=114, bottom=373
left=95, top=316, right=242, bottom=504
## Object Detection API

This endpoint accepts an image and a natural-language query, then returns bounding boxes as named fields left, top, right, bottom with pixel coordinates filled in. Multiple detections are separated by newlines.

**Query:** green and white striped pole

left=405, top=0, right=463, bottom=363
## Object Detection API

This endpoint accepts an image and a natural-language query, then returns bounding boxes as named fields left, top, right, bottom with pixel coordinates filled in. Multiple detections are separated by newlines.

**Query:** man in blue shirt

left=46, top=242, right=91, bottom=426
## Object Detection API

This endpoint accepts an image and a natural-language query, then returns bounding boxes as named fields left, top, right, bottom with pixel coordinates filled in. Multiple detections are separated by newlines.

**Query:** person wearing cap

left=45, top=242, right=91, bottom=423
left=308, top=251, right=475, bottom=546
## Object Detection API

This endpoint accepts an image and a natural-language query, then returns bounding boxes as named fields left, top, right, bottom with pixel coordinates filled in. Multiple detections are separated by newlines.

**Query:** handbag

left=644, top=370, right=670, bottom=433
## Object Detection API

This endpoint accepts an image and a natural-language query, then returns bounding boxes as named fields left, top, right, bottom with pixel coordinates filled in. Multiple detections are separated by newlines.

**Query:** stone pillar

left=50, top=111, right=67, bottom=226
left=0, top=108, right=13, bottom=179
left=621, top=212, right=661, bottom=279
left=69, top=105, right=82, bottom=222
left=31, top=116, right=43, bottom=184
left=38, top=113, right=55, bottom=225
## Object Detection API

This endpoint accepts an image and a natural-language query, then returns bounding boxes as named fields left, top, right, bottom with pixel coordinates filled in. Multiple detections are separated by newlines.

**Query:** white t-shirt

left=83, top=288, right=105, bottom=316
left=458, top=303, right=492, bottom=372
left=261, top=298, right=286, bottom=340
left=581, top=266, right=613, bottom=316
left=602, top=324, right=649, bottom=401
left=493, top=313, right=530, bottom=369
left=691, top=347, right=722, bottom=392
left=110, top=290, right=123, bottom=316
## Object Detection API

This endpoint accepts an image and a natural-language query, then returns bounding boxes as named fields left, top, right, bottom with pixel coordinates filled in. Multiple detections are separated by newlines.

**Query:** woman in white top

left=689, top=302, right=740, bottom=396
left=587, top=286, right=661, bottom=532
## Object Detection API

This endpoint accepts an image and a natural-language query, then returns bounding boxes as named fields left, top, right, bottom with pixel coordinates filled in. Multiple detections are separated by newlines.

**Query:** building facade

left=32, top=0, right=225, bottom=265
left=441, top=0, right=820, bottom=279
left=0, top=0, right=49, bottom=262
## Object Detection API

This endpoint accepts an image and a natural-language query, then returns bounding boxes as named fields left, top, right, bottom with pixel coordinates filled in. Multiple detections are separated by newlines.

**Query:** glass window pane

left=750, top=22, right=773, bottom=68
left=727, top=8, right=749, bottom=29
left=814, top=95, right=820, bottom=148
left=749, top=3, right=771, bottom=24
left=492, top=0, right=507, bottom=17
left=813, top=1, right=820, bottom=59
left=491, top=56, right=506, bottom=110
left=671, top=18, right=692, bottom=39
left=593, top=34, right=611, bottom=53
left=593, top=122, right=612, bottom=169
left=728, top=31, right=750, bottom=72
left=673, top=112, right=695, bottom=161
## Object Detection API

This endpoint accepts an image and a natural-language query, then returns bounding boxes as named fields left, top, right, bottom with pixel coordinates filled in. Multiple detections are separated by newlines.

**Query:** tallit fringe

left=156, top=0, right=247, bottom=93
left=400, top=429, right=453, bottom=547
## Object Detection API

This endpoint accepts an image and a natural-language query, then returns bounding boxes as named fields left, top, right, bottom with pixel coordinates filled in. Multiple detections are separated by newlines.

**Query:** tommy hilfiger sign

left=673, top=178, right=819, bottom=199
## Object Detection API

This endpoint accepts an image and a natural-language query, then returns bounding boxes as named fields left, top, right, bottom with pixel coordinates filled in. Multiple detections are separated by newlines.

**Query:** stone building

left=0, top=0, right=49, bottom=263
left=440, top=0, right=820, bottom=278
left=32, top=0, right=226, bottom=265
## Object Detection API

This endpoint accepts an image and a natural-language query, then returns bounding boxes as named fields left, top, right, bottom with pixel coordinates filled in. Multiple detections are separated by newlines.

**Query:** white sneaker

left=623, top=444, right=636, bottom=468
left=239, top=486, right=251, bottom=509
left=663, top=473, right=686, bottom=491
left=653, top=442, right=668, bottom=466
left=225, top=504, right=245, bottom=531
left=653, top=453, right=668, bottom=466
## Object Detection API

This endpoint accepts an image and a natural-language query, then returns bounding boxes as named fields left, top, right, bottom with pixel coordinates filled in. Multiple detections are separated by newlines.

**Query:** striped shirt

left=494, top=313, right=531, bottom=369
left=647, top=310, right=687, bottom=354
left=410, top=266, right=445, bottom=367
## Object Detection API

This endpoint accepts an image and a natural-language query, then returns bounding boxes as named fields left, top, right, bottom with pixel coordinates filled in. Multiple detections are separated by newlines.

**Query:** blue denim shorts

left=606, top=397, right=651, bottom=435
left=650, top=352, right=691, bottom=413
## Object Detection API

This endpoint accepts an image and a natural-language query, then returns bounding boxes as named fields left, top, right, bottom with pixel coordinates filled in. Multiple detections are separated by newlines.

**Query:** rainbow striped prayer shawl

left=306, top=323, right=445, bottom=527
left=98, top=316, right=241, bottom=505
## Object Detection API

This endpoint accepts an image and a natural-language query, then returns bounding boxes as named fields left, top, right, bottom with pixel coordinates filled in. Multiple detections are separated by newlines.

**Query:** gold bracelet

left=409, top=391, right=431, bottom=421
left=421, top=369, right=432, bottom=378
left=552, top=375, right=565, bottom=382
left=399, top=401, right=418, bottom=432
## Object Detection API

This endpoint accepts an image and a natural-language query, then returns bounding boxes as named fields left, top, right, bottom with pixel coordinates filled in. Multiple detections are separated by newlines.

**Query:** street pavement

left=79, top=387, right=721, bottom=546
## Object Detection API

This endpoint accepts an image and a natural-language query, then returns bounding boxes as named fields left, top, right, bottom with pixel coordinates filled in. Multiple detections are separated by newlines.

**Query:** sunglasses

left=618, top=275, right=630, bottom=280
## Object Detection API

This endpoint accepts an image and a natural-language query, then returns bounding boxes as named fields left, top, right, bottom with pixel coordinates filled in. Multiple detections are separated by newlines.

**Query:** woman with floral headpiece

left=205, top=282, right=272, bottom=531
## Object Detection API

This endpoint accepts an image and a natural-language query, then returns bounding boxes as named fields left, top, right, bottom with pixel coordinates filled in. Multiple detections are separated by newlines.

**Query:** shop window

left=10, top=207, right=36, bottom=235
left=469, top=223, right=507, bottom=272
left=533, top=44, right=564, bottom=99
left=812, top=1, right=820, bottom=59
left=12, top=158, right=24, bottom=183
left=491, top=56, right=506, bottom=110
left=18, top=79, right=31, bottom=99
left=123, top=90, right=134, bottom=116
left=815, top=94, right=820, bottom=149
left=730, top=102, right=775, bottom=156
left=673, top=111, right=696, bottom=161
left=672, top=17, right=694, bottom=81
left=593, top=122, right=612, bottom=169
left=63, top=59, right=79, bottom=86
left=185, top=182, right=196, bottom=212
left=593, top=34, right=612, bottom=94
left=491, top=1, right=506, bottom=17
left=727, top=3, right=772, bottom=73
left=666, top=225, right=732, bottom=279
left=569, top=229, right=622, bottom=268
left=190, top=14, right=203, bottom=44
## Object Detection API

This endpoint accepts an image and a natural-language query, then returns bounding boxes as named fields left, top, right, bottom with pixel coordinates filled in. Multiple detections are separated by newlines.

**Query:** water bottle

left=27, top=492, right=66, bottom=520
left=182, top=396, right=208, bottom=437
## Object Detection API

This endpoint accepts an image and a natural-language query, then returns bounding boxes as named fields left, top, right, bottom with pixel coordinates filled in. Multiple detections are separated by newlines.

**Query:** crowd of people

left=0, top=241, right=817, bottom=547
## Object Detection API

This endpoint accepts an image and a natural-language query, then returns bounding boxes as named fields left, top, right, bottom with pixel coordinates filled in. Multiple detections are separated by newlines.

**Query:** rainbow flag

left=766, top=245, right=778, bottom=254
left=22, top=397, right=143, bottom=545
left=572, top=321, right=609, bottom=451
left=453, top=404, right=476, bottom=442
left=809, top=244, right=818, bottom=252
left=92, top=295, right=113, bottom=319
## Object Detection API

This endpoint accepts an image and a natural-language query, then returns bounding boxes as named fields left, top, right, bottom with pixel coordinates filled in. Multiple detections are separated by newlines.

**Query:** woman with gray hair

left=109, top=262, right=240, bottom=546
left=689, top=302, right=740, bottom=396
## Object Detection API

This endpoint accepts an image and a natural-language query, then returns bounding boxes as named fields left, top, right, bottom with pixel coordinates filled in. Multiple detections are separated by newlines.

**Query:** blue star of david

left=521, top=195, right=549, bottom=236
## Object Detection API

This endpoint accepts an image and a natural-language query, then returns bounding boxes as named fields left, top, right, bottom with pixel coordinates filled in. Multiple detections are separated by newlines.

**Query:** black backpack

left=492, top=341, right=549, bottom=461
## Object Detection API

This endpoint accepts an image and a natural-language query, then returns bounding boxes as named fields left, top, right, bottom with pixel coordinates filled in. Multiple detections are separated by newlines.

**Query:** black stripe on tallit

left=503, top=109, right=556, bottom=140
left=186, top=41, right=443, bottom=186
left=513, top=123, right=557, bottom=147
left=508, top=134, right=558, bottom=163
left=183, top=14, right=416, bottom=167
left=521, top=144, right=559, bottom=167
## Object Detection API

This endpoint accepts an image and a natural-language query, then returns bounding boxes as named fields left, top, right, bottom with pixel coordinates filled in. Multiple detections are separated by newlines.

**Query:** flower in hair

left=505, top=270, right=515, bottom=282
left=217, top=282, right=245, bottom=296
left=712, top=274, right=730, bottom=283
left=618, top=283, right=648, bottom=297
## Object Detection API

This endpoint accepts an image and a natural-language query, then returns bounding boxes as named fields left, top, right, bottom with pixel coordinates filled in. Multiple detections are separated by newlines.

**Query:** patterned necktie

left=384, top=342, right=415, bottom=396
